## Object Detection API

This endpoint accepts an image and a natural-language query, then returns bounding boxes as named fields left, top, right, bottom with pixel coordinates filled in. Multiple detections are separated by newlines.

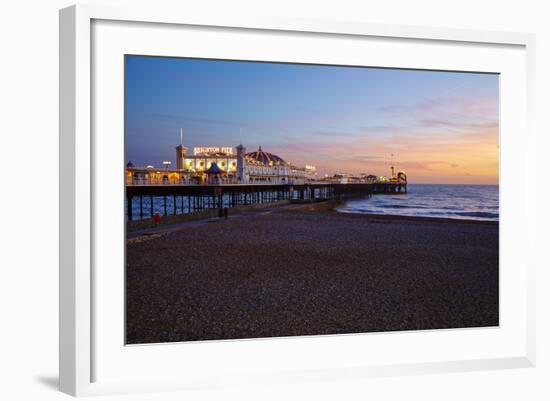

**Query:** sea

left=336, top=184, right=499, bottom=221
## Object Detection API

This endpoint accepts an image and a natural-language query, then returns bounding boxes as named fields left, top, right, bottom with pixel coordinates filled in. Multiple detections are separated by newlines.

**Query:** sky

left=125, top=55, right=499, bottom=184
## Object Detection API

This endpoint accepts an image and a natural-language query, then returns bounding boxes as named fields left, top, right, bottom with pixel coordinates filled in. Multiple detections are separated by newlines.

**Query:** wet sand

left=126, top=207, right=499, bottom=344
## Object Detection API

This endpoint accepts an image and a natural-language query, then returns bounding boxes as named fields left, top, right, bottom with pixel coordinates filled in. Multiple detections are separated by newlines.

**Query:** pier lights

left=162, top=161, right=172, bottom=169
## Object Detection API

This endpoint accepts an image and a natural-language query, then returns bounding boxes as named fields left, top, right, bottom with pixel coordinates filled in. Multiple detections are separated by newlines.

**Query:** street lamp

left=162, top=161, right=171, bottom=169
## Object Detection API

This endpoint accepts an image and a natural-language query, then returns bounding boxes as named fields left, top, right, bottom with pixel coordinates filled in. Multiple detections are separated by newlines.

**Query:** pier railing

left=126, top=177, right=311, bottom=186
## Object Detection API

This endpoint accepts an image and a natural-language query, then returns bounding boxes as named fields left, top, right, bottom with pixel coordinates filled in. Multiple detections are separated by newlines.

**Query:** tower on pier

left=236, top=128, right=248, bottom=183
left=175, top=128, right=188, bottom=169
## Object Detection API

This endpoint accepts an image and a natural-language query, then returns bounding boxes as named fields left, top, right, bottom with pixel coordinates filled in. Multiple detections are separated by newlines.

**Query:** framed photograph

left=59, top=4, right=536, bottom=396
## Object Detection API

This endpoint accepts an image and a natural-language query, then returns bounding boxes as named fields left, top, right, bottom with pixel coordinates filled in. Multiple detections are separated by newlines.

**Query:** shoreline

left=331, top=210, right=499, bottom=225
left=127, top=199, right=498, bottom=237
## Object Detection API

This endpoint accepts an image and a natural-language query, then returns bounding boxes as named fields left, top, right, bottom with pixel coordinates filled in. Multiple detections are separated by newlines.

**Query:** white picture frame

left=59, top=4, right=536, bottom=397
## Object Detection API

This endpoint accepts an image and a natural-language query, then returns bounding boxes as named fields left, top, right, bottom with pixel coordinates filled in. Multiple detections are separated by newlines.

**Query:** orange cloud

left=270, top=122, right=499, bottom=184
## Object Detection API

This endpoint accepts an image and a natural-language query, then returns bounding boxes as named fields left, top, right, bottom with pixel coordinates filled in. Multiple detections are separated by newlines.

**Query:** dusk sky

left=125, top=55, right=499, bottom=184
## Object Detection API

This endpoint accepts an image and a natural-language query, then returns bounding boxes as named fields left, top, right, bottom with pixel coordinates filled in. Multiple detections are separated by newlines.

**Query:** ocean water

left=336, top=184, right=499, bottom=221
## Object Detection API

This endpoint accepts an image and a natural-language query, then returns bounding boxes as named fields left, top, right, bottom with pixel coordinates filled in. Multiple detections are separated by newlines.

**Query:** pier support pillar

left=127, top=196, right=133, bottom=221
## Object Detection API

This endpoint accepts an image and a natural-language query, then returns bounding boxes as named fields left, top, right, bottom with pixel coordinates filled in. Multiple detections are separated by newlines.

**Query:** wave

left=374, top=204, right=430, bottom=210
left=452, top=211, right=499, bottom=219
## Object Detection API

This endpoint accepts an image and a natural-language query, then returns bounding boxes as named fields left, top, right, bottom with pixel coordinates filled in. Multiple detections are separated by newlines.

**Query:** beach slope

left=126, top=208, right=499, bottom=344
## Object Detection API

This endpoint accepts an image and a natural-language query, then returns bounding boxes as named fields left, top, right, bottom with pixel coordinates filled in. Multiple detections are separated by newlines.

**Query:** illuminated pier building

left=126, top=136, right=317, bottom=185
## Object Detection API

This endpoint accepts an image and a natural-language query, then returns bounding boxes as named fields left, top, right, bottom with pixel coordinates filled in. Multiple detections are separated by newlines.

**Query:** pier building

left=126, top=135, right=317, bottom=185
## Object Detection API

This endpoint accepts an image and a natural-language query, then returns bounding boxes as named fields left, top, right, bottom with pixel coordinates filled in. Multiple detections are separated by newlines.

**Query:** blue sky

left=125, top=55, right=499, bottom=184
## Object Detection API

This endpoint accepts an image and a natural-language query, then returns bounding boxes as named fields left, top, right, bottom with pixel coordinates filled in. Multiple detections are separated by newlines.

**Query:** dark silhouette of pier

left=125, top=182, right=407, bottom=221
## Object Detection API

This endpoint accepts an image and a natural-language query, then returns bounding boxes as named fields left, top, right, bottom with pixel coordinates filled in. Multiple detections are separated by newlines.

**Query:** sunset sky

left=125, top=56, right=499, bottom=184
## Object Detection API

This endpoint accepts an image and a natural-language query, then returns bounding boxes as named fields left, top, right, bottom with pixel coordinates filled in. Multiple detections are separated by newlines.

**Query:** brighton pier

left=125, top=137, right=407, bottom=221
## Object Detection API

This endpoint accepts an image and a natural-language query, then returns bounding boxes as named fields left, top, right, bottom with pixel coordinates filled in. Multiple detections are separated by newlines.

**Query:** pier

left=125, top=182, right=407, bottom=221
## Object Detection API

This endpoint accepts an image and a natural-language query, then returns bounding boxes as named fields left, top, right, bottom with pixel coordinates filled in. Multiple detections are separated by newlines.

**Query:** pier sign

left=193, top=146, right=233, bottom=156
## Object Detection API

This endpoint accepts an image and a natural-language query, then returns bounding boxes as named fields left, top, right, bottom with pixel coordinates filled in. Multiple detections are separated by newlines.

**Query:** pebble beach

left=126, top=205, right=499, bottom=344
